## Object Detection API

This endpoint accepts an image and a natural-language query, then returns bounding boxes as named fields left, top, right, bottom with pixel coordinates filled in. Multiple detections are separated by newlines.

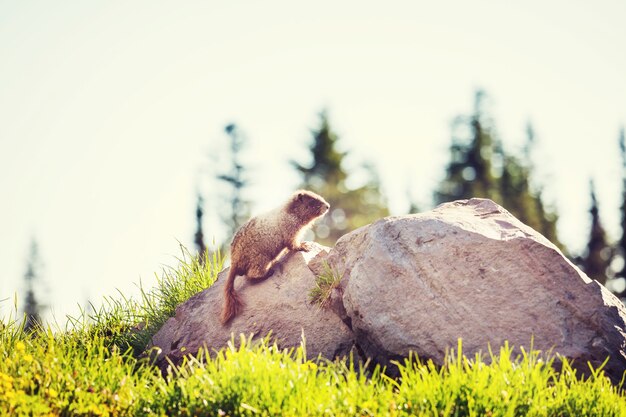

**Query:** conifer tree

left=217, top=123, right=250, bottom=239
left=435, top=90, right=501, bottom=203
left=435, top=91, right=561, bottom=248
left=194, top=193, right=207, bottom=264
left=292, top=110, right=388, bottom=244
left=615, top=127, right=626, bottom=297
left=22, top=239, right=44, bottom=333
left=580, top=180, right=612, bottom=285
left=534, top=189, right=560, bottom=249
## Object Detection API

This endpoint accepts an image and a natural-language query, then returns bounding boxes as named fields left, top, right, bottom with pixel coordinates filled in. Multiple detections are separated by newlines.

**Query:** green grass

left=72, top=245, right=223, bottom=356
left=309, top=261, right=342, bottom=308
left=1, top=248, right=625, bottom=416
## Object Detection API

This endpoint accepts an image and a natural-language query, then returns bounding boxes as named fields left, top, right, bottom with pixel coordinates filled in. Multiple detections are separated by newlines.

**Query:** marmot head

left=286, top=190, right=330, bottom=222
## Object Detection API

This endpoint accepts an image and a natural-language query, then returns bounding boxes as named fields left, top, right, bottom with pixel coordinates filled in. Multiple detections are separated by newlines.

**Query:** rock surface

left=150, top=198, right=626, bottom=384
left=149, top=244, right=354, bottom=372
left=325, top=198, right=626, bottom=384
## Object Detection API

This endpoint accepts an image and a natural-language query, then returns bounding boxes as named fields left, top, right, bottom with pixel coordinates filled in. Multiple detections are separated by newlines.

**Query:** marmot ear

left=297, top=192, right=305, bottom=202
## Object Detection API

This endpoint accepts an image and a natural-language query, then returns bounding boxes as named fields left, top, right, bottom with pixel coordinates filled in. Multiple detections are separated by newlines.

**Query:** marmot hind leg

left=246, top=260, right=277, bottom=281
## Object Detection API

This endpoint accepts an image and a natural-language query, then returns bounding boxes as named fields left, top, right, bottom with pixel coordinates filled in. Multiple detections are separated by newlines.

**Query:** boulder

left=149, top=244, right=354, bottom=372
left=324, top=198, right=626, bottom=384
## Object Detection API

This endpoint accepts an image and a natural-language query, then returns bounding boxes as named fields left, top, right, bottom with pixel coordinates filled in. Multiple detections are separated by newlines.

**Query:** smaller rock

left=149, top=244, right=354, bottom=372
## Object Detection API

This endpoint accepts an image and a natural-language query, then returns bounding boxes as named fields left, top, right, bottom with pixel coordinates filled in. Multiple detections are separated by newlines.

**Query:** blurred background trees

left=613, top=128, right=626, bottom=297
left=21, top=239, right=45, bottom=333
left=194, top=193, right=208, bottom=264
left=436, top=91, right=501, bottom=204
left=573, top=128, right=626, bottom=295
left=184, top=93, right=625, bottom=300
left=217, top=123, right=251, bottom=239
left=435, top=90, right=561, bottom=248
left=292, top=110, right=389, bottom=245
left=17, top=91, right=626, bottom=329
left=194, top=123, right=252, bottom=260
left=578, top=181, right=612, bottom=285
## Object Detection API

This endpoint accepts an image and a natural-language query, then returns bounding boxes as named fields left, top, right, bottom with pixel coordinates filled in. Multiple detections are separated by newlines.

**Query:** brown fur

left=221, top=190, right=330, bottom=324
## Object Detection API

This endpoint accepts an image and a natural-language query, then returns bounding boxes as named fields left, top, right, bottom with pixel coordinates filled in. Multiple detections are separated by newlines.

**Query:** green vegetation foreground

left=1, top=250, right=625, bottom=416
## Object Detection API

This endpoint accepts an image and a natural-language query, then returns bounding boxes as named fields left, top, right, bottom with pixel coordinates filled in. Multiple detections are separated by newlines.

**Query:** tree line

left=17, top=90, right=626, bottom=329
left=196, top=90, right=626, bottom=299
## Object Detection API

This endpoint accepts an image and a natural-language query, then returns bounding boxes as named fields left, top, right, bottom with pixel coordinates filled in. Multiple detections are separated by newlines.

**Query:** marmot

left=221, top=190, right=330, bottom=324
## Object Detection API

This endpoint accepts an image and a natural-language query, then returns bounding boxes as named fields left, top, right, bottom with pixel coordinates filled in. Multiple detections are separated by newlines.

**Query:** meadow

left=1, top=249, right=625, bottom=416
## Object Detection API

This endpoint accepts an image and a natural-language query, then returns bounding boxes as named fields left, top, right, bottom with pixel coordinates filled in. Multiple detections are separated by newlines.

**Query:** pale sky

left=1, top=0, right=625, bottom=322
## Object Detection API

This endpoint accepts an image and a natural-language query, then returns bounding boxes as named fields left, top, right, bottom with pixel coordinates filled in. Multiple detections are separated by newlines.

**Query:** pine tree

left=533, top=188, right=560, bottom=249
left=292, top=110, right=388, bottom=244
left=22, top=239, right=44, bottom=333
left=435, top=91, right=561, bottom=248
left=217, top=123, right=250, bottom=239
left=194, top=193, right=207, bottom=264
left=500, top=123, right=561, bottom=246
left=615, top=127, right=626, bottom=297
left=293, top=110, right=347, bottom=187
left=435, top=90, right=501, bottom=203
left=580, top=180, right=612, bottom=285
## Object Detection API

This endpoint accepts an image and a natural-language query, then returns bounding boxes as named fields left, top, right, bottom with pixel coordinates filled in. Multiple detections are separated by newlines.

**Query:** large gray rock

left=324, top=198, right=626, bottom=384
left=150, top=244, right=354, bottom=372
